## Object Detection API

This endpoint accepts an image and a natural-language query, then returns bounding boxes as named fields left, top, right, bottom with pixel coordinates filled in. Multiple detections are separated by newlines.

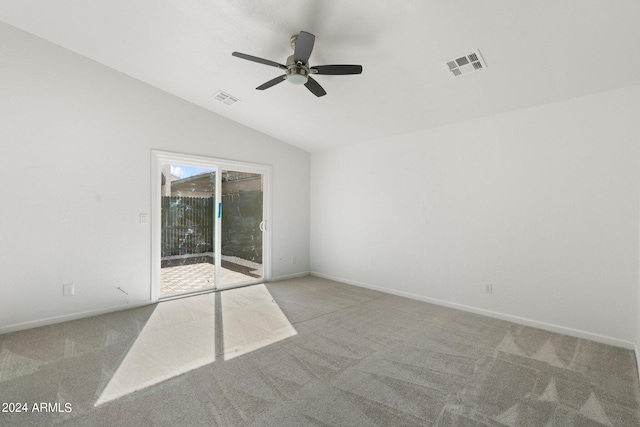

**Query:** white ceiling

left=2, top=1, right=639, bottom=153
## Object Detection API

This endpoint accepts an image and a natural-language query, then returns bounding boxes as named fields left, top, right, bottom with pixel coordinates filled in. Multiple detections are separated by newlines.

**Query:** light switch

left=140, top=213, right=148, bottom=224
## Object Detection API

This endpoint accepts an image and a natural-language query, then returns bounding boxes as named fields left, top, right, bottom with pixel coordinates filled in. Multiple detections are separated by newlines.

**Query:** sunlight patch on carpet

left=95, top=284, right=296, bottom=406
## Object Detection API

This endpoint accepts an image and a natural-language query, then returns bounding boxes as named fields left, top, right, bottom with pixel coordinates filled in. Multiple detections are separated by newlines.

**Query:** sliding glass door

left=218, top=169, right=264, bottom=289
left=152, top=151, right=270, bottom=300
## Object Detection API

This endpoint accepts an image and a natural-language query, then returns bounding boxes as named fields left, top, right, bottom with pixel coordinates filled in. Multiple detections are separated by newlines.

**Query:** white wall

left=0, top=23, right=310, bottom=332
left=311, top=85, right=640, bottom=346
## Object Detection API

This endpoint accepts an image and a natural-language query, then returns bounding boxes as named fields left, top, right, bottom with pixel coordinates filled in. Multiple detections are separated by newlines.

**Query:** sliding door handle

left=259, top=221, right=266, bottom=232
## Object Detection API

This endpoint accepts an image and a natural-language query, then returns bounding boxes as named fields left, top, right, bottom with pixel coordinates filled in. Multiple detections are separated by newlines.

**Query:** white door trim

left=150, top=150, right=272, bottom=302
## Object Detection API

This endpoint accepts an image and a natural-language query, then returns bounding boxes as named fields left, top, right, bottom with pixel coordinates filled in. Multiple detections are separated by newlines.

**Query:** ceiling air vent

left=213, top=90, right=240, bottom=105
left=445, top=50, right=487, bottom=77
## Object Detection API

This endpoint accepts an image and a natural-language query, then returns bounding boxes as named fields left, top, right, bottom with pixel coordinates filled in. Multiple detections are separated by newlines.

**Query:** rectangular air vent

left=445, top=50, right=487, bottom=77
left=213, top=90, right=240, bottom=105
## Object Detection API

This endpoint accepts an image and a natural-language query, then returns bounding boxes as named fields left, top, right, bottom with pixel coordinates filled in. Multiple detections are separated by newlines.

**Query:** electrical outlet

left=485, top=284, right=493, bottom=294
left=63, top=283, right=74, bottom=296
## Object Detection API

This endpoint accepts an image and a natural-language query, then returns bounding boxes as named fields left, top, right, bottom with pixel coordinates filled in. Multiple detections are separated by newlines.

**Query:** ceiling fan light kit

left=232, top=31, right=363, bottom=97
left=285, top=54, right=310, bottom=85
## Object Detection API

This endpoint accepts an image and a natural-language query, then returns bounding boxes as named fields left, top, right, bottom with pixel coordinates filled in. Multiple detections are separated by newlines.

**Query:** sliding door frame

left=150, top=150, right=272, bottom=302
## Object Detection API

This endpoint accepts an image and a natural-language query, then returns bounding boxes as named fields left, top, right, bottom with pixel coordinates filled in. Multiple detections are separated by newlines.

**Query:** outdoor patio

left=160, top=255, right=263, bottom=295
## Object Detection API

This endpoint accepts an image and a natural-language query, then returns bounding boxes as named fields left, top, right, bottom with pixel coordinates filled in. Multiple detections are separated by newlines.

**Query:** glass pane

left=160, top=163, right=216, bottom=297
left=219, top=169, right=264, bottom=287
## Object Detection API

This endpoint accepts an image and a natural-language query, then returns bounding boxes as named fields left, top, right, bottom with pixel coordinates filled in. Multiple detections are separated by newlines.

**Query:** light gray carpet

left=1, top=276, right=639, bottom=426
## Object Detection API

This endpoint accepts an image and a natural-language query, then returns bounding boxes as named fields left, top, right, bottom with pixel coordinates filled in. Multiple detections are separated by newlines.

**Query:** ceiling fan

left=232, top=31, right=362, bottom=97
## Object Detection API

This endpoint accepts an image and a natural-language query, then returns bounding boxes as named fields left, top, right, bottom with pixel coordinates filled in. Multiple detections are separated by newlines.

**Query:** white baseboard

left=1, top=271, right=313, bottom=335
left=4, top=272, right=636, bottom=354
left=310, top=271, right=636, bottom=350
left=269, top=271, right=310, bottom=282
left=0, top=300, right=152, bottom=335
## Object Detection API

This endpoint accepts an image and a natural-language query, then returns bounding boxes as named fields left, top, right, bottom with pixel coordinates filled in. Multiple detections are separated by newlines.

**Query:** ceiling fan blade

left=311, top=65, right=363, bottom=75
left=304, top=76, right=326, bottom=97
left=256, top=75, right=287, bottom=90
left=232, top=52, right=286, bottom=69
left=294, top=31, right=315, bottom=64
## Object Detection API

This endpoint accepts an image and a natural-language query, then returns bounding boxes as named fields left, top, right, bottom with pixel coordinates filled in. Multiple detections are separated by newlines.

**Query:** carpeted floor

left=1, top=276, right=639, bottom=426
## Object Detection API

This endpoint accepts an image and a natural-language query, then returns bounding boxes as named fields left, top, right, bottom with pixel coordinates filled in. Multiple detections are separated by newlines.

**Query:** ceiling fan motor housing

left=285, top=55, right=309, bottom=84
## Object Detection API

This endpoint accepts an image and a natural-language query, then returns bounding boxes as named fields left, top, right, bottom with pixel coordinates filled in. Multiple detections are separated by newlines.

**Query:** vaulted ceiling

left=2, top=1, right=639, bottom=152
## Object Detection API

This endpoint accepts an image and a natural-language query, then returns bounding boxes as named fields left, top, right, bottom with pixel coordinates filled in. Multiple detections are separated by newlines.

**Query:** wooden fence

left=161, top=192, right=263, bottom=263
left=161, top=197, right=213, bottom=257
left=221, top=191, right=263, bottom=264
